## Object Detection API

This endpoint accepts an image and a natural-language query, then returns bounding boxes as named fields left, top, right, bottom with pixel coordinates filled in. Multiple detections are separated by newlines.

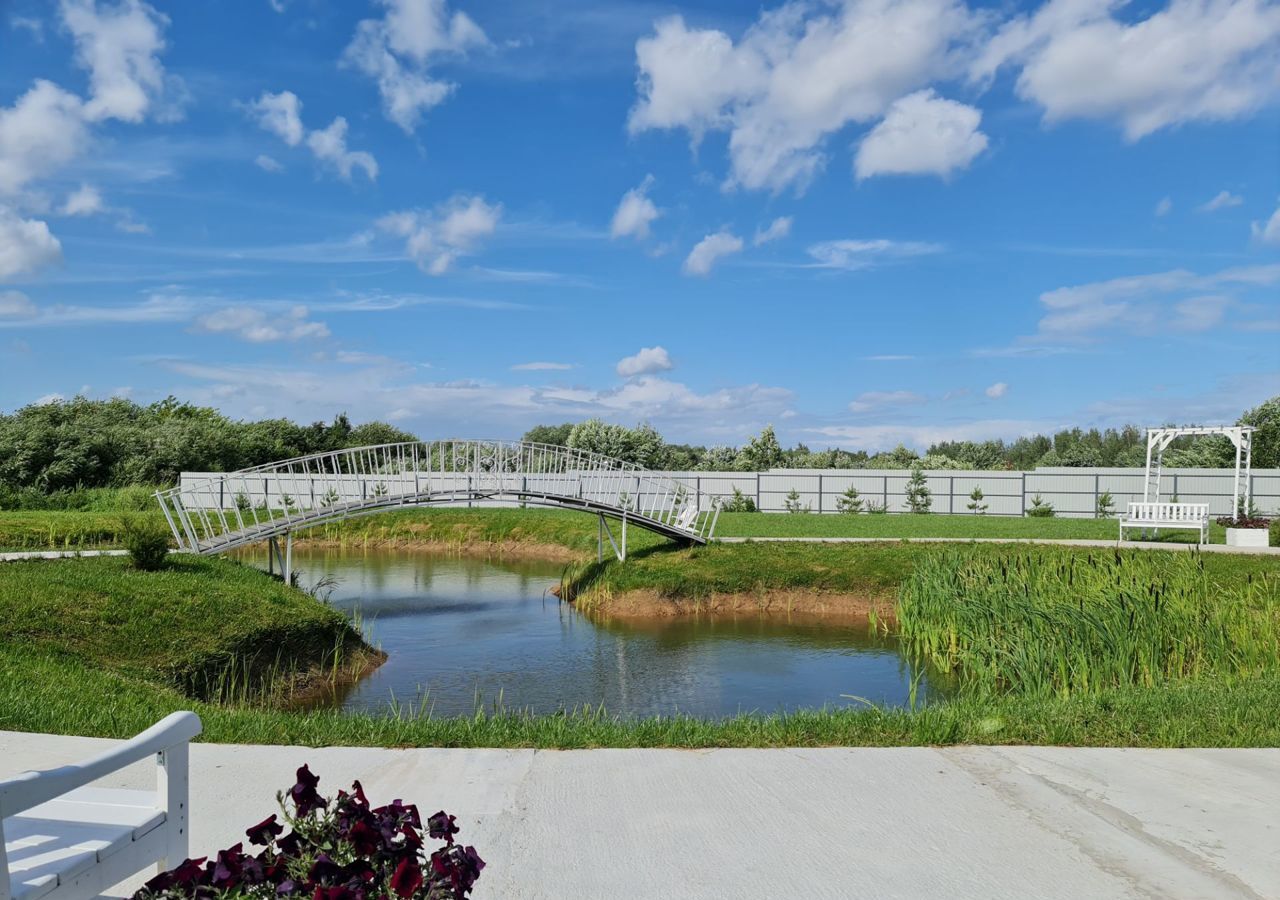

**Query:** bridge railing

left=156, top=441, right=721, bottom=552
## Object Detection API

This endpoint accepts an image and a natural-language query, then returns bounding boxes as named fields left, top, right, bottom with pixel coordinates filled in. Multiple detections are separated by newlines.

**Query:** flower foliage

left=1215, top=514, right=1271, bottom=529
left=135, top=765, right=483, bottom=900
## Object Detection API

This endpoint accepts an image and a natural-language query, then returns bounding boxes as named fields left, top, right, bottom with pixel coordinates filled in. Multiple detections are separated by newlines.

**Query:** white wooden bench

left=1, top=712, right=201, bottom=900
left=1118, top=502, right=1210, bottom=545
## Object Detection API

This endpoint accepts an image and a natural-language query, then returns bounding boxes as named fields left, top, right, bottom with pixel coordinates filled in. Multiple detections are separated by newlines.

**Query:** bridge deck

left=156, top=440, right=721, bottom=555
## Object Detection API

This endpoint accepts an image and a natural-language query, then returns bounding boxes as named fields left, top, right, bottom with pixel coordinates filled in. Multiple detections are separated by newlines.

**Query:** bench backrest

left=1125, top=502, right=1209, bottom=523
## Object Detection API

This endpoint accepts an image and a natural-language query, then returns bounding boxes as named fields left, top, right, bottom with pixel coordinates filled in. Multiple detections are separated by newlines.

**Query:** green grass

left=897, top=548, right=1280, bottom=697
left=0, top=555, right=372, bottom=701
left=3, top=526, right=1279, bottom=749
left=2, top=640, right=1277, bottom=747
left=714, top=511, right=1230, bottom=542
left=562, top=539, right=1280, bottom=605
left=0, top=505, right=1258, bottom=554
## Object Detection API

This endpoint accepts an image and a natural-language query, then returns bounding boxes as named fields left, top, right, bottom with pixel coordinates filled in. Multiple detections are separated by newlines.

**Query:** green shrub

left=722, top=487, right=757, bottom=513
left=123, top=515, right=172, bottom=570
left=783, top=488, right=810, bottom=514
left=966, top=486, right=987, bottom=514
left=904, top=467, right=932, bottom=514
left=1272, top=518, right=1280, bottom=547
left=835, top=485, right=863, bottom=514
left=1026, top=494, right=1055, bottom=518
left=1096, top=490, right=1115, bottom=518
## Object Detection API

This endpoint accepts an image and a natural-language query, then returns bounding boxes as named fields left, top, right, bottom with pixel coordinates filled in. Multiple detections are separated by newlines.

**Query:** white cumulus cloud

left=1155, top=196, right=1173, bottom=217
left=985, top=381, right=1008, bottom=398
left=855, top=89, right=988, bottom=179
left=60, top=183, right=104, bottom=216
left=255, top=154, right=283, bottom=173
left=1252, top=199, right=1280, bottom=245
left=248, top=90, right=304, bottom=146
left=610, top=175, right=661, bottom=240
left=616, top=346, right=674, bottom=378
left=0, top=208, right=62, bottom=278
left=629, top=0, right=982, bottom=192
left=60, top=0, right=180, bottom=123
left=342, top=0, right=487, bottom=133
left=1199, top=190, right=1243, bottom=212
left=683, top=230, right=743, bottom=276
left=973, top=0, right=1280, bottom=140
left=753, top=216, right=792, bottom=246
left=306, top=118, right=378, bottom=181
left=378, top=194, right=501, bottom=274
left=249, top=91, right=377, bottom=182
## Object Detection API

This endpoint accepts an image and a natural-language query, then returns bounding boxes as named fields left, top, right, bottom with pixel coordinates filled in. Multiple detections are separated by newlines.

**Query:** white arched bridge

left=155, top=440, right=721, bottom=579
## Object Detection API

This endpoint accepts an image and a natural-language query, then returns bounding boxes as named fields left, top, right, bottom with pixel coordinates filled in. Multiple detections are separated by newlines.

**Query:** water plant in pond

left=896, top=548, right=1280, bottom=698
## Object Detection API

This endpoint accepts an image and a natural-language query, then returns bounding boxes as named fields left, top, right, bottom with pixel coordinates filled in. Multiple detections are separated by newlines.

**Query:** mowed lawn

left=713, top=511, right=1229, bottom=543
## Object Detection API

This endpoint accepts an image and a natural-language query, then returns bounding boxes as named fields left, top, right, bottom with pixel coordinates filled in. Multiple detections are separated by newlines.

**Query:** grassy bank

left=3, top=537, right=1279, bottom=748
left=0, top=556, right=377, bottom=704
left=714, top=511, right=1230, bottom=542
left=2, top=640, right=1277, bottom=747
left=560, top=540, right=1280, bottom=611
left=1, top=505, right=1255, bottom=554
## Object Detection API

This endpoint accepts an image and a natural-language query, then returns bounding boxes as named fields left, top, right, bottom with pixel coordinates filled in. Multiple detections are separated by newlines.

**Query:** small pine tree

left=835, top=485, right=863, bottom=514
left=1096, top=490, right=1115, bottom=518
left=723, top=487, right=756, bottom=513
left=320, top=487, right=340, bottom=507
left=1027, top=494, right=1055, bottom=517
left=904, top=467, right=932, bottom=514
left=372, top=481, right=389, bottom=497
left=279, top=493, right=297, bottom=512
left=966, top=485, right=988, bottom=514
left=233, top=492, right=251, bottom=512
left=784, top=488, right=810, bottom=513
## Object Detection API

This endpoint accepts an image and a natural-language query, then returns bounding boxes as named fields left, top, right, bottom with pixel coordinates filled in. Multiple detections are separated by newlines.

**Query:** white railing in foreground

left=0, top=711, right=201, bottom=900
left=157, top=440, right=721, bottom=553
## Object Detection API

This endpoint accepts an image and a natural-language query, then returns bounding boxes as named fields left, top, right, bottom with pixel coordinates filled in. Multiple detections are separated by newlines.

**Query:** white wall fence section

left=180, top=466, right=1280, bottom=519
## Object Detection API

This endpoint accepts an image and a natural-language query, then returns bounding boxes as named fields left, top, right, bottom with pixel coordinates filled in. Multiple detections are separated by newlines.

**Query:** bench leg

left=158, top=743, right=191, bottom=869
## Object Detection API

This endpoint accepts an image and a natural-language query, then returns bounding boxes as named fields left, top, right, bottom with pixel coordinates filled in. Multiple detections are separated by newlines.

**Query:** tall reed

left=897, top=548, right=1280, bottom=698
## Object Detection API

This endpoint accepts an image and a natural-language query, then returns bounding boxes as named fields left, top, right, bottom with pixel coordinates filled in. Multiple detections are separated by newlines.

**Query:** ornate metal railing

left=155, top=440, right=720, bottom=554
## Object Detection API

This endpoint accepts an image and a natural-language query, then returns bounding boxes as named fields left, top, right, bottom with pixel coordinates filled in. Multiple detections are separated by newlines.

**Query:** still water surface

left=251, top=548, right=941, bottom=717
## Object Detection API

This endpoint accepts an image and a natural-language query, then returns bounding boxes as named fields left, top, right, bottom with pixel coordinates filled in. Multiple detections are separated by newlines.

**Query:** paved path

left=716, top=536, right=1280, bottom=555
left=2, top=731, right=1276, bottom=899
left=0, top=549, right=131, bottom=562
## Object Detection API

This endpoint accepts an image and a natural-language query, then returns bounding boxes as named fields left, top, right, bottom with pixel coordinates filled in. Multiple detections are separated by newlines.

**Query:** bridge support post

left=597, top=514, right=627, bottom=563
left=267, top=534, right=293, bottom=584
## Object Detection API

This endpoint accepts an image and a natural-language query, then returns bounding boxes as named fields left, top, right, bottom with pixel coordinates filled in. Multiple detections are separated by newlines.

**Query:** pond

left=245, top=547, right=945, bottom=718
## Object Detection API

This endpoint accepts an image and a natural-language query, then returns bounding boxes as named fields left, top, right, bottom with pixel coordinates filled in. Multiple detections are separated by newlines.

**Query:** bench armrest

left=0, top=712, right=201, bottom=817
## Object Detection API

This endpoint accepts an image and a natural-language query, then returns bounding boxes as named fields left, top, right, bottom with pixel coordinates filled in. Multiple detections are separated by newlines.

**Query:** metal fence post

left=948, top=475, right=954, bottom=514
left=1173, top=473, right=1180, bottom=501
left=755, top=473, right=761, bottom=511
left=1094, top=473, right=1099, bottom=518
left=883, top=475, right=888, bottom=510
left=1020, top=472, right=1027, bottom=516
left=818, top=474, right=823, bottom=514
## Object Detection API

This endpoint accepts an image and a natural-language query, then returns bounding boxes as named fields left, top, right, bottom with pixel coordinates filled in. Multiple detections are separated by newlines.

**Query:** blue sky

left=1, top=0, right=1278, bottom=450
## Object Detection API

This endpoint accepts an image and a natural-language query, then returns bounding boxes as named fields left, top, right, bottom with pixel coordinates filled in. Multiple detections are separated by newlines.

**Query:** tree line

left=0, top=395, right=1275, bottom=506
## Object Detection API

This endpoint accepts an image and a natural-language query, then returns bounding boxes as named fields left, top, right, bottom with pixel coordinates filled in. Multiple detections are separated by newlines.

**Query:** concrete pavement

left=2, top=730, right=1276, bottom=899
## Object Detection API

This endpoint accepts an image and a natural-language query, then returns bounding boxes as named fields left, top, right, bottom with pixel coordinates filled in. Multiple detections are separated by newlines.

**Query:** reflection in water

left=239, top=547, right=944, bottom=718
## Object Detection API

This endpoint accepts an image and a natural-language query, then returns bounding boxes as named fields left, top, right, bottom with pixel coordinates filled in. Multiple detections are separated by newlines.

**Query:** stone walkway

left=2, top=730, right=1276, bottom=899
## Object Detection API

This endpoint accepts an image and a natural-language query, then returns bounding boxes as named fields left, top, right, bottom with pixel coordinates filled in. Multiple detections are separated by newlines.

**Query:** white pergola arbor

left=1144, top=425, right=1254, bottom=521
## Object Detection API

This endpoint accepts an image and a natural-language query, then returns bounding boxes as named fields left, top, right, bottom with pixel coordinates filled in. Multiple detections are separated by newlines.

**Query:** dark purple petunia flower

left=389, top=858, right=424, bottom=898
left=307, top=853, right=345, bottom=885
left=345, top=819, right=381, bottom=856
left=210, top=843, right=245, bottom=889
left=142, top=856, right=208, bottom=894
left=426, top=811, right=459, bottom=842
left=290, top=764, right=328, bottom=817
left=246, top=813, right=285, bottom=846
